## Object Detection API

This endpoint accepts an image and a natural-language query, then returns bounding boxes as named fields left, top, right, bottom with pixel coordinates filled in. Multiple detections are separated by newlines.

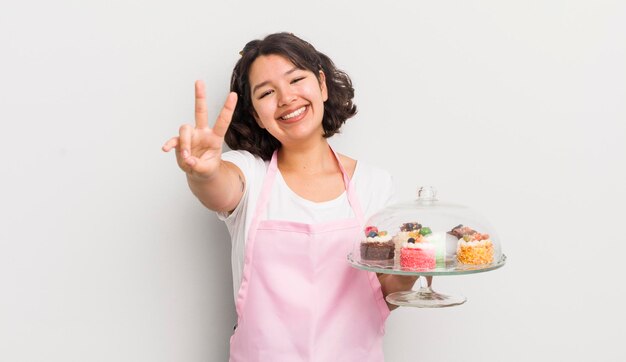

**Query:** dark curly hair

left=226, top=32, right=357, bottom=160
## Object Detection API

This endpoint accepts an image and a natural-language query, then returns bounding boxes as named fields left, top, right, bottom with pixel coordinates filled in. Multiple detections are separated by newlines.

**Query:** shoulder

left=222, top=149, right=268, bottom=175
left=336, top=152, right=392, bottom=186
left=222, top=149, right=265, bottom=165
left=351, top=159, right=396, bottom=219
left=353, top=160, right=393, bottom=188
left=337, top=153, right=357, bottom=179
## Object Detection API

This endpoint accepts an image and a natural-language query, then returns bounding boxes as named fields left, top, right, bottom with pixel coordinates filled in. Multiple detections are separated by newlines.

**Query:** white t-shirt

left=217, top=150, right=396, bottom=301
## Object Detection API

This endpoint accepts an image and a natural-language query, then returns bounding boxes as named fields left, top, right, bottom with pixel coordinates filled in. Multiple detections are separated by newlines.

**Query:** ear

left=319, top=70, right=328, bottom=102
left=250, top=109, right=265, bottom=129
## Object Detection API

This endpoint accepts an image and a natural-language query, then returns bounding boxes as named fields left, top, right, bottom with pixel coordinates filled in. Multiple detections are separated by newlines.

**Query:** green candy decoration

left=419, top=227, right=432, bottom=236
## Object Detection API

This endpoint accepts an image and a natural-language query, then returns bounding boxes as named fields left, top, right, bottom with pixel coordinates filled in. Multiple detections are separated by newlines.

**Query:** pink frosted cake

left=398, top=224, right=436, bottom=270
left=392, top=222, right=422, bottom=257
left=400, top=241, right=436, bottom=269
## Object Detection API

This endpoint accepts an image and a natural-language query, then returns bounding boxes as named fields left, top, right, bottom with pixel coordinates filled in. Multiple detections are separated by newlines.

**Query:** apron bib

left=230, top=147, right=390, bottom=362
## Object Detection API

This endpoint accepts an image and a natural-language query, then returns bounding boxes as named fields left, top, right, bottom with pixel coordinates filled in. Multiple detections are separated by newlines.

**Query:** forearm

left=187, top=161, right=244, bottom=213
left=378, top=274, right=419, bottom=311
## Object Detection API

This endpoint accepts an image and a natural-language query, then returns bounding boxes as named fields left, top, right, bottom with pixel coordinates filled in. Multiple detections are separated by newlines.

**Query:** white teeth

left=280, top=106, right=305, bottom=120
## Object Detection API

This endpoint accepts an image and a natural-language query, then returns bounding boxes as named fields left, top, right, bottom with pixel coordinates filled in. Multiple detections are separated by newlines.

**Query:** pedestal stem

left=386, top=275, right=467, bottom=307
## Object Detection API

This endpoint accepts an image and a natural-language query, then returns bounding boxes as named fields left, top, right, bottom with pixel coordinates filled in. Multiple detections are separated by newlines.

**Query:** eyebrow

left=252, top=66, right=300, bottom=95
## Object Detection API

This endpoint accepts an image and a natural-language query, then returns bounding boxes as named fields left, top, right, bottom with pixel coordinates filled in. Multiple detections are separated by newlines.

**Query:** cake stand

left=349, top=186, right=507, bottom=308
left=347, top=253, right=506, bottom=307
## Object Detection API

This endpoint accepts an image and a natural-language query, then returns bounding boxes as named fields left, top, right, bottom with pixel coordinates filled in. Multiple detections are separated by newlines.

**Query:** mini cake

left=399, top=225, right=436, bottom=270
left=360, top=226, right=394, bottom=266
left=392, top=222, right=422, bottom=259
left=449, top=224, right=477, bottom=239
left=449, top=224, right=494, bottom=265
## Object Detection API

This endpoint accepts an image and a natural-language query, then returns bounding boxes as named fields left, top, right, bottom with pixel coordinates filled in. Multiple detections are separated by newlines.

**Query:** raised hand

left=162, top=81, right=238, bottom=180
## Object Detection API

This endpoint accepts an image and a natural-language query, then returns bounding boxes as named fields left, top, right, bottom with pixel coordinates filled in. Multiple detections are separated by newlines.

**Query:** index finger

left=195, top=80, right=209, bottom=129
left=212, top=92, right=238, bottom=138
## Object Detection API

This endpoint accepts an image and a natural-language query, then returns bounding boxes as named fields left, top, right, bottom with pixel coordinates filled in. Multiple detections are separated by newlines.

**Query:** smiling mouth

left=279, top=106, right=307, bottom=121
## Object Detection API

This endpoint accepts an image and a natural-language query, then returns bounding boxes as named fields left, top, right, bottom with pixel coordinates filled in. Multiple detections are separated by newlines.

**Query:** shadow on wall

left=174, top=205, right=237, bottom=359
left=201, top=214, right=237, bottom=358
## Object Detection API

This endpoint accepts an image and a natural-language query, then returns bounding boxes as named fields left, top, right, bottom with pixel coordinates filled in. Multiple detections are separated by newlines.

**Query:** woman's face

left=248, top=54, right=328, bottom=146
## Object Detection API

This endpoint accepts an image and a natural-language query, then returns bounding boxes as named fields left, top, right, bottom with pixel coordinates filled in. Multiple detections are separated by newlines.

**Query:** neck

left=277, top=139, right=336, bottom=175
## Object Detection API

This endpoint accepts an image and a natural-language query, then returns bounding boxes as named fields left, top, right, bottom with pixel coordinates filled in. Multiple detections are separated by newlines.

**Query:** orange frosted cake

left=449, top=224, right=494, bottom=265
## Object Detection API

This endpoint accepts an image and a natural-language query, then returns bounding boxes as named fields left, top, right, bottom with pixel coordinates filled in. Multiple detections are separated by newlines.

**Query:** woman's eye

left=291, top=77, right=305, bottom=84
left=259, top=89, right=273, bottom=99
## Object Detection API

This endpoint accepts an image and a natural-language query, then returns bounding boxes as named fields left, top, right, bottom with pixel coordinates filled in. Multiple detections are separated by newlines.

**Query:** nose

left=277, top=88, right=297, bottom=107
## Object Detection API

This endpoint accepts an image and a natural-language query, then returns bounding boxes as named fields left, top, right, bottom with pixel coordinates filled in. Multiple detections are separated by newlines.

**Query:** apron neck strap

left=255, top=146, right=365, bottom=224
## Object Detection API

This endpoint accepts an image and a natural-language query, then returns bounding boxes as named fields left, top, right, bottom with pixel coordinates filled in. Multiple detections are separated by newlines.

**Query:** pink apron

left=229, top=148, right=390, bottom=362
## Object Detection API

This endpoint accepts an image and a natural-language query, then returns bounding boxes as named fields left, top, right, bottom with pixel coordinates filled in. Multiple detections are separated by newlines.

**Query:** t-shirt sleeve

left=355, top=162, right=397, bottom=221
left=379, top=168, right=396, bottom=208
left=386, top=173, right=399, bottom=206
left=216, top=150, right=261, bottom=224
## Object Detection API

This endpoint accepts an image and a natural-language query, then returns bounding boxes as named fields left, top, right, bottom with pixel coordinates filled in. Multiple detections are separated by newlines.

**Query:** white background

left=1, top=1, right=625, bottom=361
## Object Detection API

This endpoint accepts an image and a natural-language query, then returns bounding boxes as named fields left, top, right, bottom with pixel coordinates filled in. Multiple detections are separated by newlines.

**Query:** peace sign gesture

left=162, top=81, right=238, bottom=180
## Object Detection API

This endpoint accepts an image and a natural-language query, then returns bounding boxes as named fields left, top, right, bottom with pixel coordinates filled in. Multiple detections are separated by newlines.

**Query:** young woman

left=163, top=32, right=417, bottom=361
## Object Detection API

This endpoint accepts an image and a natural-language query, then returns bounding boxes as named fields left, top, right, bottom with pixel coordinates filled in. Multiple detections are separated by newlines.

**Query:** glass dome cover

left=351, top=186, right=504, bottom=275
